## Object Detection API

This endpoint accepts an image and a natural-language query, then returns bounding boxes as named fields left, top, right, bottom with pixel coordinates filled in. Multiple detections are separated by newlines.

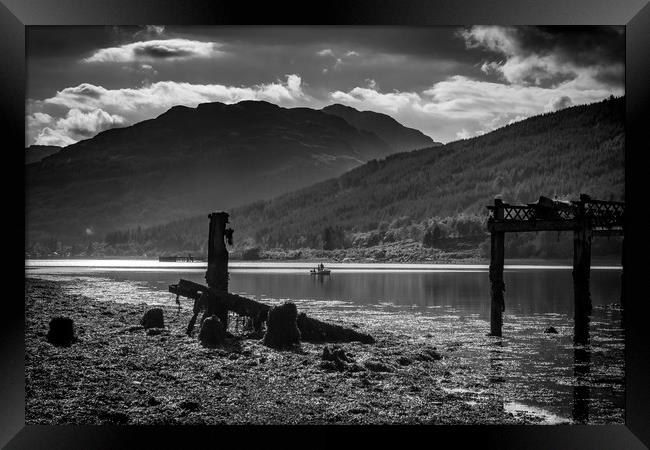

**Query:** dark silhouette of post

left=620, top=236, right=625, bottom=308
left=489, top=199, right=505, bottom=337
left=573, top=195, right=592, bottom=345
left=206, top=211, right=231, bottom=329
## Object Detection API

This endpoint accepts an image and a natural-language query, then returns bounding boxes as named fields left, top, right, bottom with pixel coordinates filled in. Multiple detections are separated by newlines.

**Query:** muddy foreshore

left=26, top=277, right=533, bottom=425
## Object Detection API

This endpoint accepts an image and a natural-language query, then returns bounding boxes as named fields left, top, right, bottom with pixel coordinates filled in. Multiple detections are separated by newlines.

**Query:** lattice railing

left=503, top=205, right=536, bottom=221
left=487, top=197, right=624, bottom=229
left=582, top=200, right=625, bottom=228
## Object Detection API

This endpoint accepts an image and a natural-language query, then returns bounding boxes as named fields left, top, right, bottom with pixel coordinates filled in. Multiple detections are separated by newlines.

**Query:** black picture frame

left=5, top=0, right=650, bottom=448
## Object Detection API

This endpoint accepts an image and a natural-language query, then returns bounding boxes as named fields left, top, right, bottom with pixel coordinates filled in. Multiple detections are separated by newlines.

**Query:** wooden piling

left=620, top=236, right=625, bottom=308
left=205, top=212, right=230, bottom=329
left=573, top=196, right=592, bottom=344
left=485, top=193, right=623, bottom=341
left=489, top=199, right=505, bottom=337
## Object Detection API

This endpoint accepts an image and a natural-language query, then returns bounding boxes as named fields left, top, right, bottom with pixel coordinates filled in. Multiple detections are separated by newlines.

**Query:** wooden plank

left=488, top=219, right=579, bottom=233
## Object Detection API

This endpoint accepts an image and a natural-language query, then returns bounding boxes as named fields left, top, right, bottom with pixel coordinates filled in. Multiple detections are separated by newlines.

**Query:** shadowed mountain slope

left=123, top=96, right=624, bottom=254
left=26, top=100, right=435, bottom=244
left=322, top=103, right=439, bottom=151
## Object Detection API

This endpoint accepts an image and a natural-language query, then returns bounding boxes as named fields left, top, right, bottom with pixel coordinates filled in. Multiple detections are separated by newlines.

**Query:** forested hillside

left=34, top=97, right=624, bottom=261
left=26, top=101, right=432, bottom=246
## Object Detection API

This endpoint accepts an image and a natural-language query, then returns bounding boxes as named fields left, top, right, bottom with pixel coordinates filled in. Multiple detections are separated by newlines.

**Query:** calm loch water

left=25, top=259, right=625, bottom=424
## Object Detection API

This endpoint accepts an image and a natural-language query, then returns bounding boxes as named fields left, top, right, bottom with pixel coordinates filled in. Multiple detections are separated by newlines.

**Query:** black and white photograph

left=23, top=23, right=631, bottom=427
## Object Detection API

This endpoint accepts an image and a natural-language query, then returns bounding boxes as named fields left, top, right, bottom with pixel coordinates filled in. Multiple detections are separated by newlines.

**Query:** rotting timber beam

left=170, top=279, right=270, bottom=318
left=169, top=278, right=375, bottom=344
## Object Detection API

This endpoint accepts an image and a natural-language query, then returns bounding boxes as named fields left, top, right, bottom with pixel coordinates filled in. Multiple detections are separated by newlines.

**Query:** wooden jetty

left=486, top=194, right=625, bottom=343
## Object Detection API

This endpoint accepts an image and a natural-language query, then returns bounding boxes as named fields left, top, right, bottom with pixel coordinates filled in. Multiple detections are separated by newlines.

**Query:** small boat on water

left=310, top=268, right=331, bottom=275
left=310, top=264, right=331, bottom=275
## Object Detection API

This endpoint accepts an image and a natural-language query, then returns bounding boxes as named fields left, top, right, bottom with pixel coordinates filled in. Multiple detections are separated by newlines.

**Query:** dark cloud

left=460, top=25, right=624, bottom=89
left=525, top=26, right=624, bottom=67
left=26, top=26, right=625, bottom=145
left=133, top=46, right=192, bottom=58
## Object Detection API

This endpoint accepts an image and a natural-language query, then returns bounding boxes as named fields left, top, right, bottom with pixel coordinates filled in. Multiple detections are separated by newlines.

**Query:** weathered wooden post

left=489, top=198, right=505, bottom=337
left=620, top=236, right=625, bottom=308
left=573, top=194, right=592, bottom=344
left=205, top=212, right=232, bottom=330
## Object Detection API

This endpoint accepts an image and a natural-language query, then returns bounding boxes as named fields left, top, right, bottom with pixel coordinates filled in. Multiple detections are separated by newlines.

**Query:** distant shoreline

left=24, top=257, right=623, bottom=268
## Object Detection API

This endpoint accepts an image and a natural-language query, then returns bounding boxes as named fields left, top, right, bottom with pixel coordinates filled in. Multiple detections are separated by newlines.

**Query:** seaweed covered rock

left=364, top=360, right=394, bottom=372
left=46, top=317, right=75, bottom=347
left=141, top=308, right=164, bottom=329
left=321, top=345, right=353, bottom=371
left=415, top=347, right=442, bottom=362
left=296, top=312, right=374, bottom=344
left=263, top=302, right=301, bottom=349
left=199, top=315, right=225, bottom=348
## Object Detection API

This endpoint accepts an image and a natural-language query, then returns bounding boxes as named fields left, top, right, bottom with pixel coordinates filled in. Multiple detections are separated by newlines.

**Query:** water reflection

left=572, top=345, right=591, bottom=423
left=488, top=339, right=506, bottom=384
left=25, top=262, right=625, bottom=424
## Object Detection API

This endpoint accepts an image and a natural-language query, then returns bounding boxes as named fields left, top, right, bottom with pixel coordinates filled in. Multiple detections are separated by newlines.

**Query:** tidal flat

left=25, top=277, right=623, bottom=425
left=25, top=278, right=520, bottom=425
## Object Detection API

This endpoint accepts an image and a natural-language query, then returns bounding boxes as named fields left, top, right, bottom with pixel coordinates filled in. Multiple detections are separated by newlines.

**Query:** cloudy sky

left=26, top=25, right=624, bottom=146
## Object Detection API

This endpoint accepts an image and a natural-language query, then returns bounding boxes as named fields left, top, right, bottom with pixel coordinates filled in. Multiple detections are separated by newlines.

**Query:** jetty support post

left=620, top=235, right=625, bottom=309
left=573, top=195, right=592, bottom=344
left=489, top=198, right=505, bottom=337
left=206, top=211, right=231, bottom=329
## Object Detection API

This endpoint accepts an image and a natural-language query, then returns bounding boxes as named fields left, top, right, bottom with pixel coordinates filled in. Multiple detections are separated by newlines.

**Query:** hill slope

left=102, top=96, right=624, bottom=259
left=26, top=100, right=432, bottom=244
left=25, top=145, right=61, bottom=164
left=322, top=104, right=439, bottom=151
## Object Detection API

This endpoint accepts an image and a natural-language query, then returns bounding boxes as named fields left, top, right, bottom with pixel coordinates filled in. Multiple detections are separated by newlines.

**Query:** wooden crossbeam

left=488, top=219, right=579, bottom=233
left=487, top=195, right=625, bottom=233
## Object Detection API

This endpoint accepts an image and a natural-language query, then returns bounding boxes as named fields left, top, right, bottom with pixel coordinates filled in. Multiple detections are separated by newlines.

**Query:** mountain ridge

left=322, top=103, right=439, bottom=151
left=25, top=145, right=61, bottom=165
left=26, top=100, right=437, bottom=245
left=87, top=96, right=624, bottom=260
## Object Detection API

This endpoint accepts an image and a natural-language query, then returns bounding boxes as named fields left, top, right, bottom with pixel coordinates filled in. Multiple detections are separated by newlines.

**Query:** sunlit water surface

left=25, top=259, right=624, bottom=424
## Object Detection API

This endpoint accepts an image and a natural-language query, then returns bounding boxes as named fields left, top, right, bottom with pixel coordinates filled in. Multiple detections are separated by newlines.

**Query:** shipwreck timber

left=170, top=211, right=374, bottom=345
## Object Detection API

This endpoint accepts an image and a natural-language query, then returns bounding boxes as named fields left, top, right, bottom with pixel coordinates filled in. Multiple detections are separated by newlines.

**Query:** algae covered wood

left=169, top=278, right=375, bottom=344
